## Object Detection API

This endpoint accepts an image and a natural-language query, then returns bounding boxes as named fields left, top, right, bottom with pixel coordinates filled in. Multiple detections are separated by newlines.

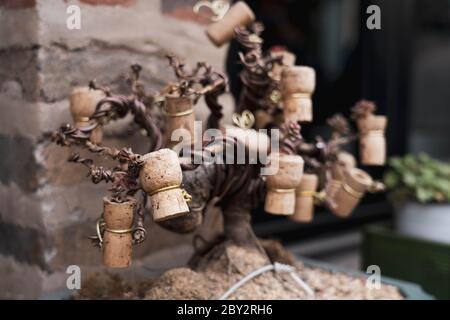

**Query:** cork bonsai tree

left=43, top=2, right=391, bottom=299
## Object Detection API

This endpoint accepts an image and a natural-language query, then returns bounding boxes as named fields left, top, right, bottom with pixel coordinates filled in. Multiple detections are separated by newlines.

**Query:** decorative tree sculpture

left=43, top=1, right=389, bottom=298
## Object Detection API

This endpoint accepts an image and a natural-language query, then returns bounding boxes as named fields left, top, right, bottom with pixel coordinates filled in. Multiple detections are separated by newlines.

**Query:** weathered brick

left=0, top=93, right=40, bottom=139
left=0, top=47, right=40, bottom=100
left=0, top=220, right=48, bottom=270
left=0, top=135, right=39, bottom=191
left=38, top=42, right=172, bottom=102
left=0, top=254, right=44, bottom=299
left=79, top=0, right=135, bottom=6
left=0, top=0, right=35, bottom=9
left=46, top=220, right=102, bottom=270
left=162, top=0, right=210, bottom=24
left=0, top=182, right=44, bottom=230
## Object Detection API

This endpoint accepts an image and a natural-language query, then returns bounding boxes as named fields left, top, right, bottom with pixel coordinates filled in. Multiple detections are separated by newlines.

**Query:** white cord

left=218, top=262, right=315, bottom=300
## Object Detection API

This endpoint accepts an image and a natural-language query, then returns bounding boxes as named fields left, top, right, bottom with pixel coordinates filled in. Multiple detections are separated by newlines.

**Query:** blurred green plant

left=384, top=154, right=450, bottom=204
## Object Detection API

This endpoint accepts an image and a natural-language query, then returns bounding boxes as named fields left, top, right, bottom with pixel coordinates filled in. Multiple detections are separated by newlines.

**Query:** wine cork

left=70, top=87, right=105, bottom=144
left=357, top=115, right=387, bottom=166
left=291, top=174, right=319, bottom=223
left=270, top=50, right=297, bottom=81
left=330, top=168, right=373, bottom=218
left=281, top=66, right=316, bottom=123
left=139, top=149, right=189, bottom=222
left=206, top=1, right=255, bottom=47
left=283, top=97, right=312, bottom=123
left=265, top=153, right=304, bottom=215
left=163, top=94, right=196, bottom=149
left=326, top=152, right=357, bottom=198
left=102, top=197, right=136, bottom=268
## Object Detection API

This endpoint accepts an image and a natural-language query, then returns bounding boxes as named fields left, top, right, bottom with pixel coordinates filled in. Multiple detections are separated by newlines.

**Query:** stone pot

left=395, top=202, right=450, bottom=244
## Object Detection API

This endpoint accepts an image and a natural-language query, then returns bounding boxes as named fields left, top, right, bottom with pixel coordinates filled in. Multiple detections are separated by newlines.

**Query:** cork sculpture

left=43, top=11, right=390, bottom=283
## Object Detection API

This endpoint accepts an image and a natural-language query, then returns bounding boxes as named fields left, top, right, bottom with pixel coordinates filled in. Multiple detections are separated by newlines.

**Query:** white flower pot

left=395, top=202, right=450, bottom=244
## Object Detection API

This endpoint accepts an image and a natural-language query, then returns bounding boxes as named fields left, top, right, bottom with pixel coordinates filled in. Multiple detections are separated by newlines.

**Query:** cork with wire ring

left=356, top=115, right=388, bottom=166
left=163, top=93, right=196, bottom=149
left=329, top=168, right=373, bottom=218
left=325, top=152, right=357, bottom=198
left=264, top=152, right=304, bottom=215
left=139, top=149, right=190, bottom=222
left=205, top=1, right=255, bottom=47
left=290, top=173, right=319, bottom=223
left=102, top=197, right=136, bottom=268
left=281, top=66, right=316, bottom=123
left=69, top=86, right=105, bottom=144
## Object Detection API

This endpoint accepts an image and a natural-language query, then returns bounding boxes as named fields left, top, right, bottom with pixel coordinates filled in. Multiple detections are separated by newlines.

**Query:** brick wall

left=0, top=0, right=232, bottom=298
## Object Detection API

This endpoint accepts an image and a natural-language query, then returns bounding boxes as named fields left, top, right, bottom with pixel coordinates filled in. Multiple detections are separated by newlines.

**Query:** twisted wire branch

left=166, top=54, right=228, bottom=129
left=68, top=153, right=142, bottom=202
left=181, top=135, right=265, bottom=210
left=235, top=23, right=282, bottom=114
left=93, top=94, right=162, bottom=152
left=351, top=100, right=377, bottom=120
left=279, top=122, right=303, bottom=155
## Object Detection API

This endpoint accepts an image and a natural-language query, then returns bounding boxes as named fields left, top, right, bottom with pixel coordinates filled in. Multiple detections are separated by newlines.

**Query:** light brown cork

left=290, top=174, right=319, bottom=223
left=70, top=87, right=105, bottom=144
left=327, top=151, right=357, bottom=192
left=265, top=153, right=304, bottom=216
left=163, top=94, right=197, bottom=149
left=330, top=168, right=372, bottom=218
left=281, top=66, right=316, bottom=123
left=206, top=1, right=255, bottom=47
left=102, top=197, right=136, bottom=268
left=283, top=97, right=313, bottom=123
left=139, top=149, right=189, bottom=222
left=357, top=115, right=387, bottom=166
